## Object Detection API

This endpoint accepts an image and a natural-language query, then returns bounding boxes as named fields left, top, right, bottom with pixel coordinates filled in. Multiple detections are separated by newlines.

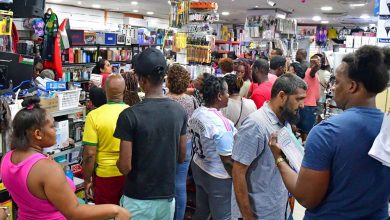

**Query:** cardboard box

left=40, top=96, right=59, bottom=113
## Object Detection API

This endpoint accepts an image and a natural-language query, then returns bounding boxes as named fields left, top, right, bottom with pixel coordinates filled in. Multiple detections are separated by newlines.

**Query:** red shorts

left=94, top=175, right=125, bottom=205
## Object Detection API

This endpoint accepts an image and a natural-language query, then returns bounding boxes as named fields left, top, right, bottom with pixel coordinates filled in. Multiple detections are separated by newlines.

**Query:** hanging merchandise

left=174, top=32, right=187, bottom=50
left=43, top=12, right=65, bottom=80
left=59, top=18, right=71, bottom=50
left=0, top=10, right=12, bottom=36
left=327, top=27, right=338, bottom=40
left=170, top=0, right=190, bottom=28
left=42, top=8, right=59, bottom=61
left=189, top=12, right=219, bottom=22
left=338, top=27, right=350, bottom=41
left=186, top=36, right=212, bottom=64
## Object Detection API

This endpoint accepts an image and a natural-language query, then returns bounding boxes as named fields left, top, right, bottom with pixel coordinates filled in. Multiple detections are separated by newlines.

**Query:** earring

left=37, top=136, right=42, bottom=140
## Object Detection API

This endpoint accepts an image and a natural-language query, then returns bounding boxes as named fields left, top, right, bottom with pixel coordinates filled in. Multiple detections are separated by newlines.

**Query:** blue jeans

left=174, top=140, right=192, bottom=220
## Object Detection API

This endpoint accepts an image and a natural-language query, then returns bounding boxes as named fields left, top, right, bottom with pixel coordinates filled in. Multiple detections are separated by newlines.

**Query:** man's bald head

left=105, top=74, right=125, bottom=102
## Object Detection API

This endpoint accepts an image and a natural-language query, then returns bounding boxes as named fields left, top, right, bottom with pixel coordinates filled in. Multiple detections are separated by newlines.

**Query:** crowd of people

left=0, top=45, right=389, bottom=220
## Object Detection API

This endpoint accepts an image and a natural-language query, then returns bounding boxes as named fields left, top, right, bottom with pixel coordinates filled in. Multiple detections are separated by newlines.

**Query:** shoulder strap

left=234, top=98, right=244, bottom=127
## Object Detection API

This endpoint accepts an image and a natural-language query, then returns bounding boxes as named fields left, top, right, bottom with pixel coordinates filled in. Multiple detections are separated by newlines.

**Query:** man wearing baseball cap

left=114, top=48, right=188, bottom=219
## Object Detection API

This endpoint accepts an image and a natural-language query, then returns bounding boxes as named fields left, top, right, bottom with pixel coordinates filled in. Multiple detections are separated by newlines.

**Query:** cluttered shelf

left=51, top=106, right=86, bottom=118
left=62, top=60, right=131, bottom=66
left=214, top=40, right=240, bottom=45
left=70, top=44, right=135, bottom=48
left=50, top=142, right=83, bottom=159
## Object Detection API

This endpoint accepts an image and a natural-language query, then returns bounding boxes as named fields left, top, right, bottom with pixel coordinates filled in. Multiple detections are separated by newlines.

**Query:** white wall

left=45, top=3, right=124, bottom=31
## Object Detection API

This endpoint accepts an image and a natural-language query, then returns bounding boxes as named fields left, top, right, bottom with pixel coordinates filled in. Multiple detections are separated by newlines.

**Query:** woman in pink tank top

left=0, top=96, right=130, bottom=220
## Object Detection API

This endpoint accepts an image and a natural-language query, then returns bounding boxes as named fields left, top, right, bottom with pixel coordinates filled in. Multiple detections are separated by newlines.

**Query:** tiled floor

left=292, top=202, right=306, bottom=220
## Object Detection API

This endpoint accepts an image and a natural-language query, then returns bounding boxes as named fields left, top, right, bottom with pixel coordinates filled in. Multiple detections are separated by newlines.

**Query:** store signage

left=377, top=0, right=390, bottom=46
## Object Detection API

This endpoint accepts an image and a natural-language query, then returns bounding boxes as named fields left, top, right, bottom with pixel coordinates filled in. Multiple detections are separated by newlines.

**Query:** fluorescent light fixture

left=321, top=20, right=329, bottom=24
left=350, top=3, right=366, bottom=7
left=77, top=1, right=82, bottom=5
left=133, top=9, right=139, bottom=13
left=267, top=0, right=276, bottom=7
left=321, top=6, right=333, bottom=11
left=221, top=11, right=230, bottom=16
left=312, top=16, right=321, bottom=21
left=146, top=11, right=154, bottom=15
left=131, top=1, right=138, bottom=5
left=92, top=4, right=101, bottom=8
left=360, top=14, right=370, bottom=19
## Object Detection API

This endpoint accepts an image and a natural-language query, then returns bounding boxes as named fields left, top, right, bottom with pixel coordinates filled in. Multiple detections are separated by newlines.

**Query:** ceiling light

left=77, top=1, right=82, bottom=5
left=131, top=1, right=138, bottom=5
left=255, top=5, right=259, bottom=8
left=360, top=14, right=370, bottom=19
left=321, top=6, right=333, bottom=11
left=133, top=9, right=139, bottom=13
left=312, top=16, right=321, bottom=21
left=168, top=0, right=171, bottom=5
left=146, top=11, right=154, bottom=15
left=321, top=20, right=329, bottom=24
left=267, top=0, right=276, bottom=7
left=92, top=4, right=101, bottom=8
left=350, top=3, right=366, bottom=7
left=221, top=11, right=230, bottom=16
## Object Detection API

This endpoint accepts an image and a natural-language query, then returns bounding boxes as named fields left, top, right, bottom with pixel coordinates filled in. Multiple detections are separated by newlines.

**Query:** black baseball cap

left=135, top=48, right=167, bottom=76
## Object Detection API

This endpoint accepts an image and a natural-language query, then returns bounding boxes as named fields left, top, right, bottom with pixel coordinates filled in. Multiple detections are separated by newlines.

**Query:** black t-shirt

left=114, top=98, right=187, bottom=200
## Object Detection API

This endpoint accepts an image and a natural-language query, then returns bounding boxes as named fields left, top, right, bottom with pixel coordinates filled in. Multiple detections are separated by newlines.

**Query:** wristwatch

left=275, top=156, right=286, bottom=166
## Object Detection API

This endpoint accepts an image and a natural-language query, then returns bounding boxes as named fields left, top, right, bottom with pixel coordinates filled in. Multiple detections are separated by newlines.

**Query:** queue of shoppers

left=0, top=45, right=389, bottom=220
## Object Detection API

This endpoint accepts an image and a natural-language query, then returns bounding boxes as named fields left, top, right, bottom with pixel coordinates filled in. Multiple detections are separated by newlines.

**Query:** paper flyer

left=277, top=127, right=304, bottom=172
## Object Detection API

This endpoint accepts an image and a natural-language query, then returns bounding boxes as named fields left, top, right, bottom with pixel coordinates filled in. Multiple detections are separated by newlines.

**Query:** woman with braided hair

left=189, top=75, right=236, bottom=220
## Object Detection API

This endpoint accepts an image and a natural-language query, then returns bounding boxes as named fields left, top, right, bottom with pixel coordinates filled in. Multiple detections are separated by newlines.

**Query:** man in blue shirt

left=269, top=45, right=390, bottom=220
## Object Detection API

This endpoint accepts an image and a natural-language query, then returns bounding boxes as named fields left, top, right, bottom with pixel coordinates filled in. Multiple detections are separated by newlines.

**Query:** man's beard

left=281, top=105, right=300, bottom=125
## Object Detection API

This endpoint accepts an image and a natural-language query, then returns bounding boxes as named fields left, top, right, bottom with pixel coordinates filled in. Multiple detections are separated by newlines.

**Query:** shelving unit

left=62, top=60, right=131, bottom=66
left=51, top=142, right=83, bottom=158
left=51, top=106, right=86, bottom=118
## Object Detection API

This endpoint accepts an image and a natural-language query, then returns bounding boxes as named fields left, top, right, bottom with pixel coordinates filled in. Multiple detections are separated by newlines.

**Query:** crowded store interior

left=0, top=0, right=388, bottom=219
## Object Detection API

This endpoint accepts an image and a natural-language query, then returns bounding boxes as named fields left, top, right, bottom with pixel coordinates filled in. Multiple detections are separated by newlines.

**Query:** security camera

left=267, top=0, right=276, bottom=6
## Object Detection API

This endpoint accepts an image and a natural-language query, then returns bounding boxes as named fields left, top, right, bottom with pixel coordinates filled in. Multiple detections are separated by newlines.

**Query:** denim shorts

left=297, top=106, right=316, bottom=133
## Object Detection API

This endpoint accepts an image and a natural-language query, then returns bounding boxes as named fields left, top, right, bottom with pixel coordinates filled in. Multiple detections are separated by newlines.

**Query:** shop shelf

left=51, top=142, right=83, bottom=158
left=217, top=50, right=230, bottom=54
left=52, top=106, right=85, bottom=117
left=215, top=40, right=240, bottom=45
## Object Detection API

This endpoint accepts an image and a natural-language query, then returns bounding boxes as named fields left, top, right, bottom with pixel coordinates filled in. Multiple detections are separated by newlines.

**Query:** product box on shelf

left=96, top=32, right=105, bottom=44
left=69, top=30, right=85, bottom=46
left=40, top=96, right=59, bottom=113
left=117, top=34, right=126, bottom=44
left=55, top=120, right=70, bottom=149
left=105, top=33, right=117, bottom=45
left=84, top=32, right=96, bottom=45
